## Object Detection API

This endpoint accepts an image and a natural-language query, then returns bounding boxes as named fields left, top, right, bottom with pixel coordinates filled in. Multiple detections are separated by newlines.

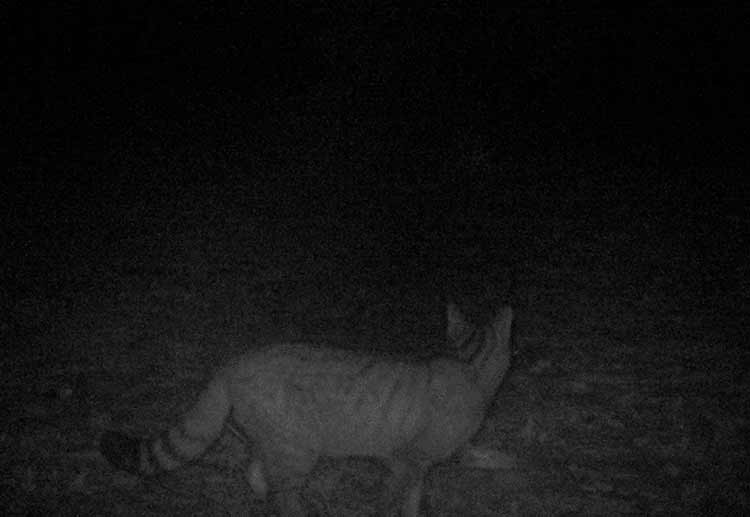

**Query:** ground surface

left=2, top=130, right=747, bottom=515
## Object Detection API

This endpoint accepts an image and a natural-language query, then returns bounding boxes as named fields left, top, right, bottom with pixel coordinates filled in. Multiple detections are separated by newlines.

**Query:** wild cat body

left=229, top=343, right=484, bottom=461
left=100, top=305, right=513, bottom=515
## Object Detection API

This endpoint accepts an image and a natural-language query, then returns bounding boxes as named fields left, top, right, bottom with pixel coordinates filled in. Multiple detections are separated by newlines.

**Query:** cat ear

left=446, top=303, right=472, bottom=346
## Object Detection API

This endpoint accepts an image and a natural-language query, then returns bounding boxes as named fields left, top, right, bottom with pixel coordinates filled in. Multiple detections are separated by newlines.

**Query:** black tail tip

left=99, top=430, right=142, bottom=474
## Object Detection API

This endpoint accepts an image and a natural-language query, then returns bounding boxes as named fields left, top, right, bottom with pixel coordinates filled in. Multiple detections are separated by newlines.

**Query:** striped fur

left=100, top=304, right=513, bottom=516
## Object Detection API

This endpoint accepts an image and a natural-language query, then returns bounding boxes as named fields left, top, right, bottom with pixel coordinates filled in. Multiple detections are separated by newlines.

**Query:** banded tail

left=100, top=377, right=230, bottom=475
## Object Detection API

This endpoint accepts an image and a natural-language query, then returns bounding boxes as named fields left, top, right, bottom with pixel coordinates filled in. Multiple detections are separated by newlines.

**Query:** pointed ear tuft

left=446, top=303, right=472, bottom=346
left=446, top=302, right=461, bottom=323
left=493, top=306, right=513, bottom=345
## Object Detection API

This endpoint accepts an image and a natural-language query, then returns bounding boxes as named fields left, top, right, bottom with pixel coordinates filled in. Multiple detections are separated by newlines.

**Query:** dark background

left=4, top=5, right=745, bottom=270
left=3, top=3, right=748, bottom=360
left=2, top=5, right=749, bottom=515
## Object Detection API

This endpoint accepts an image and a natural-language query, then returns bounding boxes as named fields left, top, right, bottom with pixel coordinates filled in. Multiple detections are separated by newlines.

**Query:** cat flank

left=100, top=303, right=514, bottom=516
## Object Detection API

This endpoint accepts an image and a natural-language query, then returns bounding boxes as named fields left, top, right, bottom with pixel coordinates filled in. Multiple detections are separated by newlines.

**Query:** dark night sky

left=8, top=5, right=746, bottom=157
left=2, top=5, right=747, bottom=285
